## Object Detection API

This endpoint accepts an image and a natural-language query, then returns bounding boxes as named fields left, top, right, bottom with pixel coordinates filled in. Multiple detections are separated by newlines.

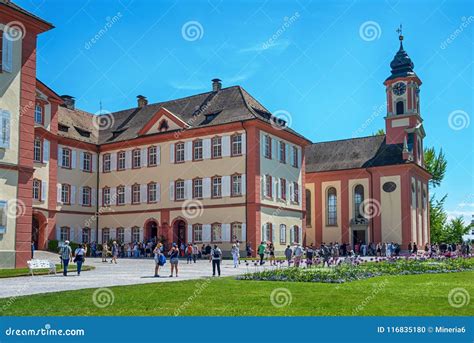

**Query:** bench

left=27, top=259, right=56, bottom=276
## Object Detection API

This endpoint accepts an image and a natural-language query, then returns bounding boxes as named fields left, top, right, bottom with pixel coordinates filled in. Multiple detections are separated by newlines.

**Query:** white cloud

left=238, top=39, right=291, bottom=53
left=446, top=210, right=473, bottom=222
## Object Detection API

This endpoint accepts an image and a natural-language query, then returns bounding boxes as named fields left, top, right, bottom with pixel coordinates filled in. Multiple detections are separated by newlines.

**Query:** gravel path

left=0, top=251, right=265, bottom=299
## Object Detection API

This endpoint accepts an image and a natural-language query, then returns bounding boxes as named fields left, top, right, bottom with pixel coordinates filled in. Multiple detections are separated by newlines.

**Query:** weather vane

left=396, top=24, right=403, bottom=41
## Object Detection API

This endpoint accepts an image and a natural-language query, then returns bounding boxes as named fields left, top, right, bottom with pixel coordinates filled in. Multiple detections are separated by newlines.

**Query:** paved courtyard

left=0, top=251, right=274, bottom=299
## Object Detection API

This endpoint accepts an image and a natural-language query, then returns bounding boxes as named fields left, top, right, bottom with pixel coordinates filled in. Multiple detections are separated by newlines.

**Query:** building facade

left=0, top=2, right=430, bottom=268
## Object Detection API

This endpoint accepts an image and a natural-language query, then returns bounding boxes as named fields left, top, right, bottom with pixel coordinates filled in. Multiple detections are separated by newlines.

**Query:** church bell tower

left=384, top=26, right=425, bottom=166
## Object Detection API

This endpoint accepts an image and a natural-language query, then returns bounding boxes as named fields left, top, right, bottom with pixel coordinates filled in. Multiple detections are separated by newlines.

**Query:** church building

left=304, top=33, right=431, bottom=249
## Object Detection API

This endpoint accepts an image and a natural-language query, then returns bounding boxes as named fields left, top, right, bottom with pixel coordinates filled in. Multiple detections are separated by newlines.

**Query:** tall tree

left=424, top=147, right=447, bottom=188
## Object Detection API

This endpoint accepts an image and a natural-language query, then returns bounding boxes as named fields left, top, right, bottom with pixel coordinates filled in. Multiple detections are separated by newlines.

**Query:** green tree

left=424, top=147, right=447, bottom=188
left=429, top=195, right=448, bottom=243
left=423, top=147, right=448, bottom=243
left=444, top=217, right=471, bottom=243
left=373, top=128, right=385, bottom=136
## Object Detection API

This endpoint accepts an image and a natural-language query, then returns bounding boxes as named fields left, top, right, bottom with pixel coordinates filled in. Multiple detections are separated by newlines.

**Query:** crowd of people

left=57, top=238, right=472, bottom=277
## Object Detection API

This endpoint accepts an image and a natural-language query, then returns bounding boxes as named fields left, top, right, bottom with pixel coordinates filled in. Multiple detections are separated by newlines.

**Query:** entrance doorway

left=32, top=216, right=40, bottom=250
left=145, top=219, right=158, bottom=242
left=352, top=229, right=366, bottom=246
left=173, top=219, right=186, bottom=247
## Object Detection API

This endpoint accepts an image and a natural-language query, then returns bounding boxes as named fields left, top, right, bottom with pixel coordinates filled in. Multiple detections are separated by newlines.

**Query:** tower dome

left=385, top=30, right=416, bottom=81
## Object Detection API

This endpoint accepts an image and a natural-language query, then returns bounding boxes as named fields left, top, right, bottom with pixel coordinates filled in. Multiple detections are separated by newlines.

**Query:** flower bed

left=238, top=256, right=474, bottom=283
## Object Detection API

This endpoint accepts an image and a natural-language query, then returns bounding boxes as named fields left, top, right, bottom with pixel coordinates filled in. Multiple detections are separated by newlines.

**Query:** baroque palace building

left=0, top=1, right=430, bottom=268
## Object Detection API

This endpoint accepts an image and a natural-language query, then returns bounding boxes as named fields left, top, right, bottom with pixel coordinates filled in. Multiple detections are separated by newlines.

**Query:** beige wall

left=57, top=145, right=98, bottom=213
left=0, top=24, right=23, bottom=268
left=380, top=175, right=402, bottom=243
left=0, top=23, right=22, bottom=165
left=260, top=206, right=302, bottom=254
left=259, top=130, right=302, bottom=211
left=0, top=170, right=19, bottom=256
left=98, top=130, right=247, bottom=211
left=55, top=212, right=98, bottom=243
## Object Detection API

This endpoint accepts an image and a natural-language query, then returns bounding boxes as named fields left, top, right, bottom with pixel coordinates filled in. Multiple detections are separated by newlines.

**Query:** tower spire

left=396, top=24, right=404, bottom=50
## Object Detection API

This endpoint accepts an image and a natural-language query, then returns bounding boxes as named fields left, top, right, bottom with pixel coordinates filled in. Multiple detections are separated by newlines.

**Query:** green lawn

left=1, top=271, right=472, bottom=316
left=0, top=265, right=94, bottom=278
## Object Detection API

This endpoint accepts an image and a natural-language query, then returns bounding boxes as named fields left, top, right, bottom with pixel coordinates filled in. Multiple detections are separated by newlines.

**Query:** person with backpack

left=153, top=243, right=166, bottom=277
left=74, top=244, right=86, bottom=276
left=168, top=243, right=179, bottom=277
left=59, top=241, right=72, bottom=276
left=210, top=244, right=222, bottom=276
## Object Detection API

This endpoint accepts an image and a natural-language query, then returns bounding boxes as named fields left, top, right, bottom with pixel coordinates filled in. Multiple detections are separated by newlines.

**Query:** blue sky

left=19, top=0, right=473, bottom=222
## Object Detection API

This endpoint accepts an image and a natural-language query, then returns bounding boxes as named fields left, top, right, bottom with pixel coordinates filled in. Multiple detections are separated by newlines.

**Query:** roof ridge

left=311, top=134, right=386, bottom=146
left=97, top=85, right=243, bottom=117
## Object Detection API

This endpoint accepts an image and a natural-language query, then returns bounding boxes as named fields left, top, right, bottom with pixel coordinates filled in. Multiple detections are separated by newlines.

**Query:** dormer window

left=58, top=124, right=69, bottom=132
left=159, top=119, right=169, bottom=132
left=74, top=126, right=91, bottom=138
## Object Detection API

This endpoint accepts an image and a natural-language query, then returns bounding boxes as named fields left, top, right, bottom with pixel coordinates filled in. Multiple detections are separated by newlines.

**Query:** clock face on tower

left=392, top=82, right=406, bottom=96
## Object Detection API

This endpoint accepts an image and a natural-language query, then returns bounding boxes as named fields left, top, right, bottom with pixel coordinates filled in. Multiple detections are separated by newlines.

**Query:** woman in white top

left=231, top=244, right=239, bottom=268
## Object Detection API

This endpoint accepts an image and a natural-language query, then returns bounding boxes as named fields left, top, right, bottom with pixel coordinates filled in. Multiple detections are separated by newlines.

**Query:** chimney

left=137, top=95, right=148, bottom=108
left=61, top=95, right=75, bottom=110
left=212, top=78, right=222, bottom=92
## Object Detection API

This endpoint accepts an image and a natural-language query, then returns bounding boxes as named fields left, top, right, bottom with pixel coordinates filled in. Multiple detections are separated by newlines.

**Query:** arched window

left=327, top=187, right=337, bottom=226
left=396, top=101, right=404, bottom=115
left=354, top=185, right=364, bottom=218
left=305, top=189, right=312, bottom=227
